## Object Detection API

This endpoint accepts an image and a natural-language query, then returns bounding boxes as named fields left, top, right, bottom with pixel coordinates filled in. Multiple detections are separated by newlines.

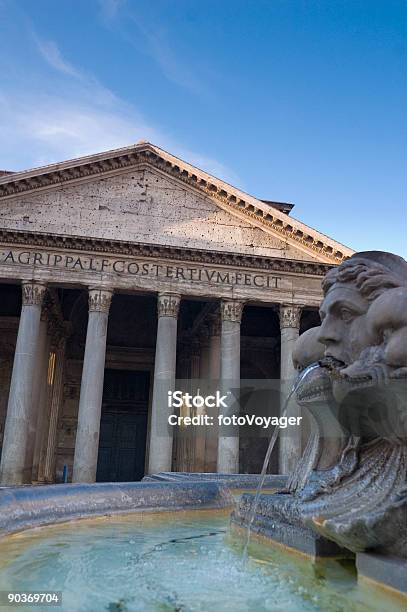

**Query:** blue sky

left=0, top=0, right=406, bottom=257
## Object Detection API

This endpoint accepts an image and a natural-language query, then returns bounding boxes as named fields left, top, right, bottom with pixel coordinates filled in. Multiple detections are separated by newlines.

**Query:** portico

left=0, top=141, right=353, bottom=484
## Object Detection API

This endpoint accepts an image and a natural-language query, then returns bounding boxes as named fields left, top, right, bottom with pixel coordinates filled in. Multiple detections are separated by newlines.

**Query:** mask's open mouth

left=319, top=355, right=376, bottom=387
left=319, top=356, right=347, bottom=370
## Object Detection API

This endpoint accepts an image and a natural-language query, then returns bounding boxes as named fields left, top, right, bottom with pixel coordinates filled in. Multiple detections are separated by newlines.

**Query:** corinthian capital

left=21, top=281, right=47, bottom=307
left=279, top=304, right=301, bottom=329
left=157, top=292, right=181, bottom=318
left=221, top=300, right=245, bottom=323
left=88, top=287, right=113, bottom=313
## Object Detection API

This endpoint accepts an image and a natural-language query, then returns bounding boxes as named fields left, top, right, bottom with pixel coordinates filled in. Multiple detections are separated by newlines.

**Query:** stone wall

left=55, top=359, right=82, bottom=482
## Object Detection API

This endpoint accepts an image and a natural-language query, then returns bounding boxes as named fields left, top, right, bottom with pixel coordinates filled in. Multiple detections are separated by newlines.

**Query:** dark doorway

left=96, top=369, right=150, bottom=482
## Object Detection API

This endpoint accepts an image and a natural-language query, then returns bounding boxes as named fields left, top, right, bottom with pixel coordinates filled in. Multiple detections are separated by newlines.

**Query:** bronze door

left=96, top=369, right=150, bottom=482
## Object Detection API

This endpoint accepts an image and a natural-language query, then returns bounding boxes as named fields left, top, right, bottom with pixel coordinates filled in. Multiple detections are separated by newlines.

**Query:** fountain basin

left=0, top=481, right=233, bottom=536
left=356, top=553, right=407, bottom=598
left=1, top=510, right=405, bottom=611
left=1, top=480, right=406, bottom=608
left=143, top=471, right=288, bottom=489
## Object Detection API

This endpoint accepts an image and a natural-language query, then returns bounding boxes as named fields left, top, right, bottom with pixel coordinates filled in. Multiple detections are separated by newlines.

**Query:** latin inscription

left=0, top=249, right=282, bottom=289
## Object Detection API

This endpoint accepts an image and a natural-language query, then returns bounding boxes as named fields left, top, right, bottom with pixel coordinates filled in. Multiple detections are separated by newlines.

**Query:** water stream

left=243, top=363, right=320, bottom=558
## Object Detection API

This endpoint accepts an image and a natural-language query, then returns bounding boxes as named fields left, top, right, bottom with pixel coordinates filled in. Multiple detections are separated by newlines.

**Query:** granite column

left=0, top=281, right=47, bottom=485
left=72, top=288, right=113, bottom=483
left=147, top=292, right=181, bottom=475
left=217, top=299, right=244, bottom=474
left=279, top=304, right=302, bottom=474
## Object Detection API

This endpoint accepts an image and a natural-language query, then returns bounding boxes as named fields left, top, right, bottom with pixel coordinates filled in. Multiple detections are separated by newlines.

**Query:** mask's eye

left=341, top=308, right=354, bottom=322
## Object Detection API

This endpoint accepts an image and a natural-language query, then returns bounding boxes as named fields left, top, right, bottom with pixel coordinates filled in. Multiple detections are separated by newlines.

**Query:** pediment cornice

left=0, top=142, right=353, bottom=264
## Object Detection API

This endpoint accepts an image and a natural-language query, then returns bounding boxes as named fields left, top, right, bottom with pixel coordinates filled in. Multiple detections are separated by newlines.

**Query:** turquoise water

left=0, top=510, right=404, bottom=612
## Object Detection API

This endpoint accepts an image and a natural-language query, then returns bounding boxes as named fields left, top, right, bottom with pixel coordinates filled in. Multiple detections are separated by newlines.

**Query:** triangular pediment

left=0, top=142, right=354, bottom=263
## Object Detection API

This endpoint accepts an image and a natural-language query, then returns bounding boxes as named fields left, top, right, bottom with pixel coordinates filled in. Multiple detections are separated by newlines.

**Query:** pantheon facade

left=0, top=142, right=353, bottom=486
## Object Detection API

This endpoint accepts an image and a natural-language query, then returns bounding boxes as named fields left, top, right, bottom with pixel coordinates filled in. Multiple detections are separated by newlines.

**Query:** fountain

left=233, top=250, right=407, bottom=596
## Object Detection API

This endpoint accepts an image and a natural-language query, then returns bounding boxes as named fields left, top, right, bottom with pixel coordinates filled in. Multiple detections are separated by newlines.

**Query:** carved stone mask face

left=317, top=285, right=373, bottom=366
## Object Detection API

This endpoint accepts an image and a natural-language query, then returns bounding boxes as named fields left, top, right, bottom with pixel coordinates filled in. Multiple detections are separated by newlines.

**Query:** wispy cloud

left=0, top=89, right=240, bottom=185
left=98, top=0, right=125, bottom=22
left=0, top=93, right=158, bottom=169
left=0, top=32, right=162, bottom=171
left=0, top=31, right=239, bottom=185
left=35, top=37, right=83, bottom=79
left=97, top=2, right=214, bottom=98
left=127, top=14, right=210, bottom=98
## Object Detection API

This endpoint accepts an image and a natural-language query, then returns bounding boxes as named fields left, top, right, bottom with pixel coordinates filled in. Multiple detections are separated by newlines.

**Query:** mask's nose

left=317, top=316, right=341, bottom=346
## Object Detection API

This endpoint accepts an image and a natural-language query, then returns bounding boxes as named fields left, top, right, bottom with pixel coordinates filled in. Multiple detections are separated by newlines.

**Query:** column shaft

left=279, top=304, right=301, bottom=475
left=72, top=288, right=112, bottom=483
left=0, top=281, right=47, bottom=485
left=217, top=300, right=244, bottom=474
left=148, top=293, right=180, bottom=475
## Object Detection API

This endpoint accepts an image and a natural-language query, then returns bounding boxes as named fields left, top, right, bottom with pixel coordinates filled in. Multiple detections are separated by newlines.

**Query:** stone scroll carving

left=290, top=251, right=407, bottom=557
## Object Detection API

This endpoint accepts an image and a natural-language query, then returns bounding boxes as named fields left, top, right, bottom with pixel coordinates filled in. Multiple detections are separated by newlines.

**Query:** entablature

left=0, top=229, right=327, bottom=308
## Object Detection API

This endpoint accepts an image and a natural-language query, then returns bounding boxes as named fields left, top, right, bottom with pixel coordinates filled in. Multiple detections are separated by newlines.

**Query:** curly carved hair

left=322, top=260, right=404, bottom=302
